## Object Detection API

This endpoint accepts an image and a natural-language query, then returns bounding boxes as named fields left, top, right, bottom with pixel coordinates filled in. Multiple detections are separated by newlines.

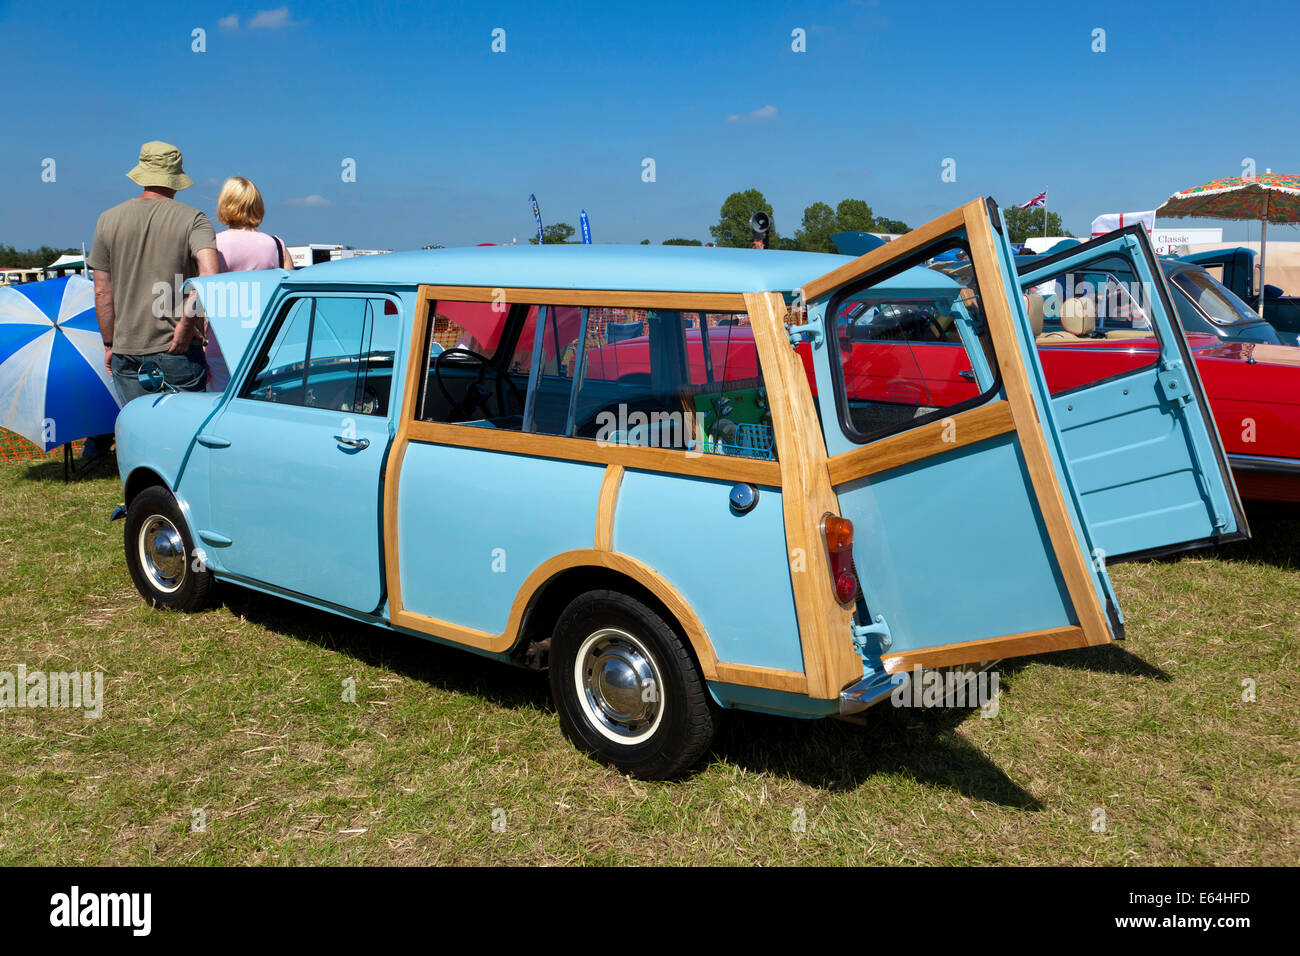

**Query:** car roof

left=285, top=244, right=882, bottom=294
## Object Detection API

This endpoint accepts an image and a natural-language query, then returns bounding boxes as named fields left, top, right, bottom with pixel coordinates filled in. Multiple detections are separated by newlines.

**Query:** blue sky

left=1, top=0, right=1297, bottom=251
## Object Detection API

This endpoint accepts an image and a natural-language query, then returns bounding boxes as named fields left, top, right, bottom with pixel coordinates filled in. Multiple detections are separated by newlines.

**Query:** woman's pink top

left=207, top=229, right=286, bottom=391
left=215, top=228, right=284, bottom=271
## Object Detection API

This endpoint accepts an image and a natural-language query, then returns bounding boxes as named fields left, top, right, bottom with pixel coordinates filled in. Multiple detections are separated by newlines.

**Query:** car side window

left=1027, top=252, right=1160, bottom=394
left=831, top=242, right=999, bottom=444
left=417, top=298, right=777, bottom=460
left=241, top=295, right=397, bottom=415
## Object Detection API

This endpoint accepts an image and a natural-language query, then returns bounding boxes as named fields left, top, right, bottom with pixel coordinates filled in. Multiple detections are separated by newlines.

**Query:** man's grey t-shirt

left=87, top=197, right=217, bottom=354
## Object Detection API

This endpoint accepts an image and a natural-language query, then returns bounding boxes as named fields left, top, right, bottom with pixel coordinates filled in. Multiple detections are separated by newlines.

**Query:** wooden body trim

left=595, top=465, right=624, bottom=550
left=800, top=206, right=967, bottom=303
left=405, top=420, right=781, bottom=485
left=882, top=626, right=1088, bottom=672
left=745, top=292, right=856, bottom=699
left=826, top=400, right=1016, bottom=486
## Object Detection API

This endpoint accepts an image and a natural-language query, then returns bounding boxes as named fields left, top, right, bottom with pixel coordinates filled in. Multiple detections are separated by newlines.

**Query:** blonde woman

left=214, top=176, right=293, bottom=271
left=207, top=176, right=293, bottom=389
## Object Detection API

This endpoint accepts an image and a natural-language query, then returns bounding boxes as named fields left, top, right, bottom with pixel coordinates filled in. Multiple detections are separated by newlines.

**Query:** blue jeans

left=111, top=345, right=209, bottom=405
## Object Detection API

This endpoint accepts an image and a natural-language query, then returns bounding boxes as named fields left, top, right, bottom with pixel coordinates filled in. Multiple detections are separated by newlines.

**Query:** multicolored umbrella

left=0, top=275, right=121, bottom=451
left=1158, top=172, right=1300, bottom=315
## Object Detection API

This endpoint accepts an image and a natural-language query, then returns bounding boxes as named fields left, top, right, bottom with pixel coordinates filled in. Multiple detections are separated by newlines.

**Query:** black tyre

left=549, top=589, right=716, bottom=779
left=123, top=486, right=214, bottom=612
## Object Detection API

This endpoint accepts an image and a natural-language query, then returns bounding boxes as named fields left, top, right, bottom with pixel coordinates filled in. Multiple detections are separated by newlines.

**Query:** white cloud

left=727, top=105, right=778, bottom=124
left=285, top=195, right=331, bottom=207
left=218, top=14, right=239, bottom=29
left=249, top=6, right=294, bottom=29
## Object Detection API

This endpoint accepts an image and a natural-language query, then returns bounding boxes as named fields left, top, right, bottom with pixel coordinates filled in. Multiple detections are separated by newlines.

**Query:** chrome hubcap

left=575, top=628, right=664, bottom=744
left=139, top=516, right=185, bottom=593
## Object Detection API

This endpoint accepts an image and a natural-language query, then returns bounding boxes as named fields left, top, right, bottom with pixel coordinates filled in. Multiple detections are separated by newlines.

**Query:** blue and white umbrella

left=0, top=275, right=121, bottom=451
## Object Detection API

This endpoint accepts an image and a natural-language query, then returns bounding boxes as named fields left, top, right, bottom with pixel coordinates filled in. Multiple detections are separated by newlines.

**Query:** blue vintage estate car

left=114, top=198, right=1245, bottom=778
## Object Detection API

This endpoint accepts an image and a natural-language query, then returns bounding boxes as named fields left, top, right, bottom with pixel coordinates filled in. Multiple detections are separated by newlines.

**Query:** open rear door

left=796, top=198, right=1241, bottom=682
left=1018, top=228, right=1247, bottom=560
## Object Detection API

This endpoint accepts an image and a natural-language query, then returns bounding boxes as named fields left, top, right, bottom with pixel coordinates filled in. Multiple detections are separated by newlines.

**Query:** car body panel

left=612, top=469, right=803, bottom=673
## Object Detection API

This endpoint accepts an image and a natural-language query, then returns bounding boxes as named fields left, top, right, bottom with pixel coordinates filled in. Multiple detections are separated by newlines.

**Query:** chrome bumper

left=839, top=670, right=909, bottom=716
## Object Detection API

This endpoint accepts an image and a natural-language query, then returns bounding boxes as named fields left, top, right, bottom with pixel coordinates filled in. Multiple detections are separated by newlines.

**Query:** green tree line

left=0, top=244, right=79, bottom=269
left=705, top=189, right=911, bottom=252
left=527, top=190, right=912, bottom=251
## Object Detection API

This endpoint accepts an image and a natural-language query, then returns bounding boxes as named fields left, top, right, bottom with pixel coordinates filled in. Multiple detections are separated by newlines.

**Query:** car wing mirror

left=137, top=361, right=178, bottom=394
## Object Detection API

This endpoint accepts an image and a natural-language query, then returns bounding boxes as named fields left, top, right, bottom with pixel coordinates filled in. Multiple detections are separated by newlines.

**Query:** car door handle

left=334, top=435, right=370, bottom=450
left=196, top=433, right=231, bottom=448
left=958, top=370, right=976, bottom=381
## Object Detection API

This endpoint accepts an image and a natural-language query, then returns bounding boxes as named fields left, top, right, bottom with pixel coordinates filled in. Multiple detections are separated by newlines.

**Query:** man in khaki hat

left=87, top=141, right=219, bottom=416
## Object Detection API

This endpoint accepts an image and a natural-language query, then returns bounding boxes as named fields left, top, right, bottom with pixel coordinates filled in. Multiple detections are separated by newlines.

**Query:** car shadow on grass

left=219, top=585, right=550, bottom=713
left=997, top=642, right=1171, bottom=681
left=712, top=702, right=1042, bottom=807
left=1196, top=501, right=1299, bottom=568
left=218, top=583, right=1042, bottom=804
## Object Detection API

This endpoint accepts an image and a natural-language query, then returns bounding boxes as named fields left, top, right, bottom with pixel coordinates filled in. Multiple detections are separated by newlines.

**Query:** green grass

left=0, top=455, right=1296, bottom=865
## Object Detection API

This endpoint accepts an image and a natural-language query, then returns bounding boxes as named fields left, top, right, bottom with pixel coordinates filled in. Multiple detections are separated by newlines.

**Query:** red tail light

left=821, top=515, right=858, bottom=605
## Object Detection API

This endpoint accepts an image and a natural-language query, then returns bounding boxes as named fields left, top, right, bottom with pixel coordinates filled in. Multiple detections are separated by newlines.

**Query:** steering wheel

left=433, top=347, right=524, bottom=420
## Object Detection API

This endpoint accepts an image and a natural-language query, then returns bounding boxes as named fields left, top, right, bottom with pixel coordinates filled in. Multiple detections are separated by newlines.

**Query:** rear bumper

left=839, top=670, right=909, bottom=715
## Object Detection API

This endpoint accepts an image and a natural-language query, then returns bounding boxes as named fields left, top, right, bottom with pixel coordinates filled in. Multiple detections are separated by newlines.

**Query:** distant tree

left=710, top=189, right=778, bottom=248
left=1001, top=206, right=1071, bottom=244
left=640, top=239, right=650, bottom=245
left=662, top=238, right=702, bottom=246
left=835, top=198, right=875, bottom=234
left=0, top=244, right=79, bottom=268
left=872, top=217, right=910, bottom=235
left=793, top=201, right=838, bottom=254
left=529, top=222, right=577, bottom=244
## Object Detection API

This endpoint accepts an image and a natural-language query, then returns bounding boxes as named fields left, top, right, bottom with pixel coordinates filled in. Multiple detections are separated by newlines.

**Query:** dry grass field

left=1, top=455, right=1296, bottom=865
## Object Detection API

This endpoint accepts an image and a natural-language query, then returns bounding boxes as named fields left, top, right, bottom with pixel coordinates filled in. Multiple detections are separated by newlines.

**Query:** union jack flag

left=1018, top=190, right=1047, bottom=209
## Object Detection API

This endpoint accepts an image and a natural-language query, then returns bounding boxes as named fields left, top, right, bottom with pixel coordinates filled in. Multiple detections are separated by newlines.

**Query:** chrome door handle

left=334, top=435, right=370, bottom=449
left=958, top=369, right=976, bottom=381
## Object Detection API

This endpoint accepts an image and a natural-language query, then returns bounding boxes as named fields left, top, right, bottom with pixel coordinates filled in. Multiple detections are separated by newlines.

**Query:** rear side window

left=416, top=299, right=776, bottom=461
left=830, top=241, right=999, bottom=444
left=577, top=309, right=774, bottom=459
left=241, top=295, right=398, bottom=415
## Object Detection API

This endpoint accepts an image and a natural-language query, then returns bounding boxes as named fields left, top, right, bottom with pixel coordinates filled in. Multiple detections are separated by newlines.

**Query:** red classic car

left=581, top=232, right=1300, bottom=503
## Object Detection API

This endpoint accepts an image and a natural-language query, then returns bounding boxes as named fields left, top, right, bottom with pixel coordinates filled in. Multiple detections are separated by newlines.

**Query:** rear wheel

left=123, top=486, right=214, bottom=612
left=549, top=590, right=716, bottom=779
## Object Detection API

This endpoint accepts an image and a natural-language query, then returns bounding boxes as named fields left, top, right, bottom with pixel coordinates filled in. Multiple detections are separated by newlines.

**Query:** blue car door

left=188, top=289, right=401, bottom=613
left=1018, top=227, right=1247, bottom=561
left=797, top=198, right=1243, bottom=677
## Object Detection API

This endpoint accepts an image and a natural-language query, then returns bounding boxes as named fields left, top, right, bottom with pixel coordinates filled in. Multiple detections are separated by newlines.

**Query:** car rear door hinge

left=1157, top=360, right=1192, bottom=406
left=851, top=614, right=893, bottom=655
left=787, top=323, right=822, bottom=348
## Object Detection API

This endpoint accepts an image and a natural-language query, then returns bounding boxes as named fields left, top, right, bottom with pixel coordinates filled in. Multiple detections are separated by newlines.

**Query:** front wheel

left=549, top=590, right=716, bottom=779
left=123, top=486, right=214, bottom=612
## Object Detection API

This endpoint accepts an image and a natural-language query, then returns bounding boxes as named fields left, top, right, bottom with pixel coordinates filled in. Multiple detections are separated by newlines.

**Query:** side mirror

left=137, top=361, right=175, bottom=394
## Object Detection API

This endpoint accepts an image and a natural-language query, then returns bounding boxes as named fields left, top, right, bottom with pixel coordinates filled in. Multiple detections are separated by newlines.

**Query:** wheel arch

left=124, top=466, right=170, bottom=506
left=508, top=551, right=721, bottom=681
